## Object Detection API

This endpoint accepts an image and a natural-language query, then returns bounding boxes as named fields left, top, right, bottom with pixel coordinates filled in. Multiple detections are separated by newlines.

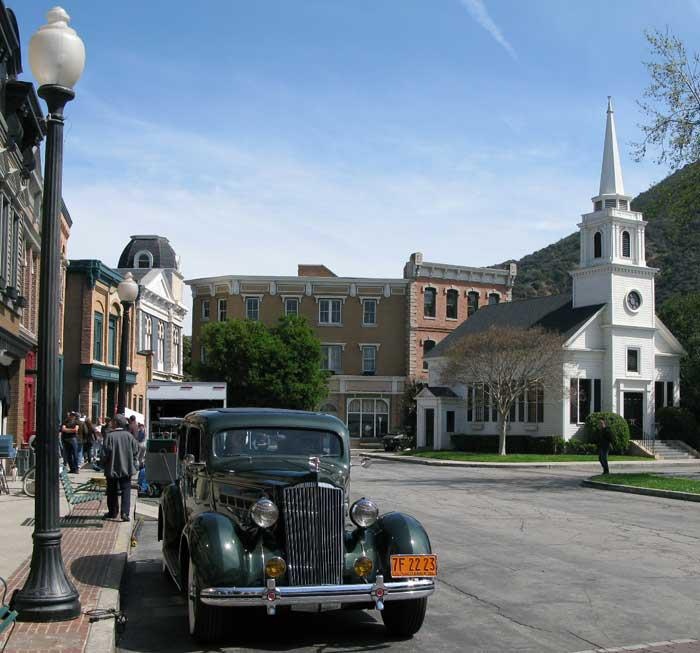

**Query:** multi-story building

left=62, top=261, right=140, bottom=421
left=0, top=1, right=72, bottom=444
left=186, top=256, right=516, bottom=437
left=116, top=235, right=187, bottom=383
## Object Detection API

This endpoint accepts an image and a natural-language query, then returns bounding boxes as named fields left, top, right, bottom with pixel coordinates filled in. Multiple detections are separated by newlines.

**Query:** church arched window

left=621, top=231, right=631, bottom=258
left=594, top=232, right=602, bottom=259
left=134, top=250, right=153, bottom=269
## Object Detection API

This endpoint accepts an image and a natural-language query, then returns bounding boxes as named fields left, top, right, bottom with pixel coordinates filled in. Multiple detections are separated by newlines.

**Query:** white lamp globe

left=117, top=272, right=139, bottom=304
left=29, top=7, right=85, bottom=89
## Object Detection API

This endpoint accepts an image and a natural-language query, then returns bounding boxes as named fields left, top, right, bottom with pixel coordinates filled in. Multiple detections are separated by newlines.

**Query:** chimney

left=298, top=264, right=336, bottom=278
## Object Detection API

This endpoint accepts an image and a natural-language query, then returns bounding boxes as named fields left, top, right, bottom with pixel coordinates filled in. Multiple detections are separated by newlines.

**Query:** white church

left=417, top=100, right=685, bottom=449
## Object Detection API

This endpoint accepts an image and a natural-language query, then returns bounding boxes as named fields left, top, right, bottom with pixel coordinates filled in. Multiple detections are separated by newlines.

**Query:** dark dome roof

left=117, top=235, right=178, bottom=270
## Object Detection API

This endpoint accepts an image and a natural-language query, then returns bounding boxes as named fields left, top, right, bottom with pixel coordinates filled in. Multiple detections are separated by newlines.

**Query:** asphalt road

left=118, top=461, right=700, bottom=653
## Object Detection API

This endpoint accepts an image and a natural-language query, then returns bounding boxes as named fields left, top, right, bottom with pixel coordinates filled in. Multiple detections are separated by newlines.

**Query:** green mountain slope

left=503, top=162, right=700, bottom=303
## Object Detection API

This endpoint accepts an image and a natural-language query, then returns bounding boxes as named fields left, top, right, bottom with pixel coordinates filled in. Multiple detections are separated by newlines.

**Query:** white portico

left=418, top=100, right=685, bottom=448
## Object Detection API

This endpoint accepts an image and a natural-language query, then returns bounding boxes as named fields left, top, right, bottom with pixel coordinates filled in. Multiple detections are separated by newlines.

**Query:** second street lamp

left=116, top=272, right=138, bottom=415
left=13, top=7, right=85, bottom=621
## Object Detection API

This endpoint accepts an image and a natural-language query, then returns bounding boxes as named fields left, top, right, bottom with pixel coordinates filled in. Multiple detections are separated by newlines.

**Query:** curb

left=581, top=479, right=700, bottom=503
left=361, top=452, right=700, bottom=469
left=571, top=638, right=699, bottom=652
left=84, top=489, right=136, bottom=653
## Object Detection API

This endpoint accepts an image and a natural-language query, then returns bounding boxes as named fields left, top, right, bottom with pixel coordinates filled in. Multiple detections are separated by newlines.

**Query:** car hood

left=209, top=455, right=349, bottom=489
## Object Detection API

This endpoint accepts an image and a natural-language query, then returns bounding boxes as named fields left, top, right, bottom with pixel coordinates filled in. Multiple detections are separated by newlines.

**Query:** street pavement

left=118, top=461, right=700, bottom=653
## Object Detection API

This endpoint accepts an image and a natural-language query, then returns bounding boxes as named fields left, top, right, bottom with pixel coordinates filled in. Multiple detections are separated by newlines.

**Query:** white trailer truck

left=145, top=381, right=227, bottom=436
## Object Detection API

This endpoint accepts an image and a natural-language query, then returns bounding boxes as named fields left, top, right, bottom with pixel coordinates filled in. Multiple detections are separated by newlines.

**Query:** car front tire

left=187, top=559, right=225, bottom=643
left=381, top=597, right=427, bottom=638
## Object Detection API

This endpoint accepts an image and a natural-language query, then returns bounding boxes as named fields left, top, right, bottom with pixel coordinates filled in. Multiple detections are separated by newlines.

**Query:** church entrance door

left=623, top=392, right=644, bottom=438
left=424, top=409, right=435, bottom=448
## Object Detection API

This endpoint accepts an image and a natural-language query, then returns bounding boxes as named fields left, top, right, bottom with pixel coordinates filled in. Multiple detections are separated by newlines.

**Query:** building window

left=518, top=392, right=525, bottom=422
left=569, top=378, right=596, bottom=424
left=422, top=339, right=436, bottom=371
left=138, top=395, right=144, bottom=414
left=347, top=398, right=389, bottom=438
left=446, top=289, right=458, bottom=319
left=93, top=312, right=103, bottom=361
left=108, top=315, right=118, bottom=365
left=667, top=381, right=674, bottom=407
left=655, top=381, right=675, bottom=411
left=218, top=299, right=227, bottom=321
left=173, top=328, right=180, bottom=372
left=446, top=410, right=455, bottom=433
left=320, top=345, right=342, bottom=373
left=91, top=381, right=102, bottom=422
left=362, top=299, right=377, bottom=326
left=157, top=323, right=165, bottom=367
left=488, top=293, right=500, bottom=306
left=627, top=348, right=639, bottom=373
left=361, top=345, right=377, bottom=375
left=622, top=230, right=631, bottom=258
left=201, top=300, right=210, bottom=321
left=134, top=251, right=153, bottom=269
left=284, top=298, right=299, bottom=317
left=145, top=316, right=153, bottom=351
left=319, top=299, right=342, bottom=325
left=467, top=291, right=479, bottom=317
left=245, top=297, right=259, bottom=321
left=423, top=288, right=436, bottom=318
left=594, top=232, right=602, bottom=258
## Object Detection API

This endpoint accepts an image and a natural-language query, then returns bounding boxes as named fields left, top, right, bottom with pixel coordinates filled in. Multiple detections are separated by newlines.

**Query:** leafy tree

left=658, top=292, right=700, bottom=419
left=634, top=29, right=700, bottom=168
left=196, top=315, right=329, bottom=409
left=439, top=326, right=565, bottom=455
left=400, top=379, right=425, bottom=435
left=183, top=335, right=193, bottom=380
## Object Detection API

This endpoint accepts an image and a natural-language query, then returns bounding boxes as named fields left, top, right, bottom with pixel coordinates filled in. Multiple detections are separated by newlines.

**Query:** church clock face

left=626, top=290, right=642, bottom=311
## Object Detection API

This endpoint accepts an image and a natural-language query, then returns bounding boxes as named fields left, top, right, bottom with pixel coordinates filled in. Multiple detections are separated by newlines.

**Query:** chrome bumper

left=199, top=574, right=435, bottom=615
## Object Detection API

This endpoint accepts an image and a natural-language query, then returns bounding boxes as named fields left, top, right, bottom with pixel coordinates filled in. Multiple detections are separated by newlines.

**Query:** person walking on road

left=60, top=412, right=80, bottom=474
left=101, top=414, right=139, bottom=522
left=598, top=418, right=613, bottom=475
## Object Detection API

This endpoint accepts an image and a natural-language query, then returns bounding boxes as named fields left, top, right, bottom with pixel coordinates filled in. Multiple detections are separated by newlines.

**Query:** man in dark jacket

left=101, top=414, right=139, bottom=522
left=61, top=412, right=80, bottom=473
left=598, top=418, right=613, bottom=475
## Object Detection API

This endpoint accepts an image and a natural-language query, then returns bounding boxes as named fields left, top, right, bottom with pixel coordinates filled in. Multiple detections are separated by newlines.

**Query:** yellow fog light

left=353, top=556, right=373, bottom=577
left=265, top=557, right=287, bottom=579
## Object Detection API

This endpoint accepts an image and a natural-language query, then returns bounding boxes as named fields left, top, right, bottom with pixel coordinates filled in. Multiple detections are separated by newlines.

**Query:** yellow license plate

left=390, top=554, right=438, bottom=578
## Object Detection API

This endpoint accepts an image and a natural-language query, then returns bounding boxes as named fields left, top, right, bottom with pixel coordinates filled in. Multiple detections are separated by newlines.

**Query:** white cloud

left=458, top=0, right=518, bottom=60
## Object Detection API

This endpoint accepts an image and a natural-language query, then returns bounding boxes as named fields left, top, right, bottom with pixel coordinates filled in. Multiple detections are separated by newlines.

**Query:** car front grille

left=283, top=482, right=344, bottom=586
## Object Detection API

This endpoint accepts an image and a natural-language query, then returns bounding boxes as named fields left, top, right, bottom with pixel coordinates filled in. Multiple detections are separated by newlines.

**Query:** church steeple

left=592, top=97, right=631, bottom=212
left=599, top=97, right=625, bottom=196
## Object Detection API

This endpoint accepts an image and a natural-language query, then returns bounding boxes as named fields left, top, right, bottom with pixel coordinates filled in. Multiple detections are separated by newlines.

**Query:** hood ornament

left=308, top=456, right=321, bottom=474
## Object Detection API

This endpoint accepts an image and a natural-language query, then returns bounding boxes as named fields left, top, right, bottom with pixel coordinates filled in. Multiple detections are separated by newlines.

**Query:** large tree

left=439, top=326, right=565, bottom=455
left=197, top=315, right=329, bottom=409
left=635, top=29, right=700, bottom=168
left=658, top=292, right=700, bottom=419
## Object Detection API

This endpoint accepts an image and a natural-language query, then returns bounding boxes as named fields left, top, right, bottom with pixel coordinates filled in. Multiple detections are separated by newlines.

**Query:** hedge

left=656, top=407, right=699, bottom=449
left=584, top=412, right=630, bottom=454
left=450, top=434, right=566, bottom=454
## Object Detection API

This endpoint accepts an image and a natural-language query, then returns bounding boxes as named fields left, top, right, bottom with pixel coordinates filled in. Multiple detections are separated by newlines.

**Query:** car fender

left=185, top=511, right=249, bottom=588
left=160, top=482, right=185, bottom=548
left=376, top=511, right=432, bottom=577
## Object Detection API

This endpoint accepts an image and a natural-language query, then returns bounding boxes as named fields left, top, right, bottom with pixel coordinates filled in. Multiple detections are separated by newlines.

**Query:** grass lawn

left=591, top=473, right=700, bottom=494
left=402, top=451, right=649, bottom=463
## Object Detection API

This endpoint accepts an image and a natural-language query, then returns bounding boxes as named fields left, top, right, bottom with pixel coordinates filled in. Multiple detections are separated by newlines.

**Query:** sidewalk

left=0, top=467, right=134, bottom=653
left=361, top=451, right=700, bottom=468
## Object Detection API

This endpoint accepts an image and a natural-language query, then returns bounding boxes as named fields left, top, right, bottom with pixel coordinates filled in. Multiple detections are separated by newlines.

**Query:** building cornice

left=570, top=263, right=658, bottom=279
left=68, top=259, right=123, bottom=289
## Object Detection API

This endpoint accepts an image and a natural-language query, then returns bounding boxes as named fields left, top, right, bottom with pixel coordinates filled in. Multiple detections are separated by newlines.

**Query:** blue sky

left=12, top=1, right=700, bottom=324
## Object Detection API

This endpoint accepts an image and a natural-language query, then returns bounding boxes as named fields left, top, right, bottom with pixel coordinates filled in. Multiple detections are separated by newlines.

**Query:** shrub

left=565, top=440, right=598, bottom=455
left=450, top=434, right=565, bottom=454
left=584, top=412, right=630, bottom=453
left=656, top=407, right=700, bottom=449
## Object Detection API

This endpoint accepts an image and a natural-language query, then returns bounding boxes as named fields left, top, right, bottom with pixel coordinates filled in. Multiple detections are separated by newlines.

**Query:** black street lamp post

left=13, top=8, right=85, bottom=622
left=116, top=273, right=138, bottom=414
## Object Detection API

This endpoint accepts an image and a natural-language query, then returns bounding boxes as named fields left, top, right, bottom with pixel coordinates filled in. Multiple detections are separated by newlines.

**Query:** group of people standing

left=58, top=411, right=148, bottom=522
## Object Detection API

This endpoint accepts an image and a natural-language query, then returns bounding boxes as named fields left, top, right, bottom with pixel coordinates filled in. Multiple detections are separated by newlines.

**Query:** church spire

left=598, top=97, right=625, bottom=196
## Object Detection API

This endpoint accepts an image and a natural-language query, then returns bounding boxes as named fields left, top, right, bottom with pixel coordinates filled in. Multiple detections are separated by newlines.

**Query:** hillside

left=502, top=162, right=700, bottom=304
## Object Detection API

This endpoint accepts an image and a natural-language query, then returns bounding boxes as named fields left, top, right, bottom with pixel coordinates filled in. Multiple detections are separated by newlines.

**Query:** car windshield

left=212, top=428, right=343, bottom=459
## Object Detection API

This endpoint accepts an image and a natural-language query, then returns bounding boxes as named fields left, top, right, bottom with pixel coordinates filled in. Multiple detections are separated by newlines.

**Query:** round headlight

left=250, top=498, right=279, bottom=528
left=350, top=498, right=379, bottom=528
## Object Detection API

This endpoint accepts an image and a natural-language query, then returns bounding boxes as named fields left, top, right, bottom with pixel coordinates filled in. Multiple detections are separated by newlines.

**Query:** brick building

left=0, top=1, right=72, bottom=445
left=62, top=261, right=141, bottom=421
left=186, top=254, right=516, bottom=437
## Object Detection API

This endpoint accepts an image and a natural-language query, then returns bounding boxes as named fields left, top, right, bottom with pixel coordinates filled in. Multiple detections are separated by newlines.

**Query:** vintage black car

left=159, top=408, right=437, bottom=642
